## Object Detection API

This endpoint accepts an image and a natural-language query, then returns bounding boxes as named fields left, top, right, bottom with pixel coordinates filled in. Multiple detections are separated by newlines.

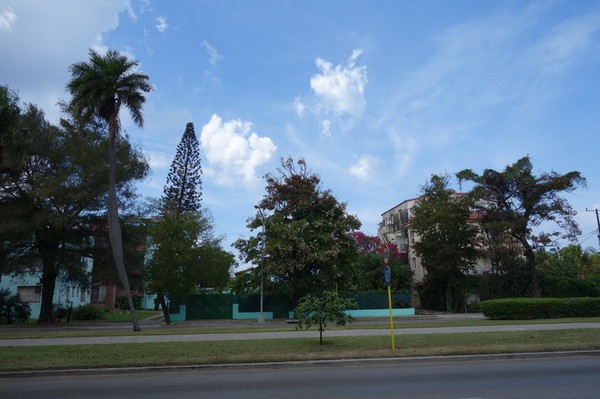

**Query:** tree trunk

left=108, top=131, right=141, bottom=332
left=38, top=266, right=58, bottom=323
left=319, top=322, right=324, bottom=345
left=523, top=241, right=541, bottom=298
left=158, top=293, right=171, bottom=324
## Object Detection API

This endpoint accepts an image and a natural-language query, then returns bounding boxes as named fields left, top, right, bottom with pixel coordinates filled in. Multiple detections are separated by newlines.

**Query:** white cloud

left=294, top=96, right=305, bottom=117
left=0, top=1, right=130, bottom=122
left=156, top=16, right=168, bottom=33
left=320, top=119, right=332, bottom=136
left=310, top=49, right=367, bottom=117
left=125, top=1, right=137, bottom=21
left=201, top=40, right=223, bottom=67
left=199, top=114, right=277, bottom=186
left=526, top=12, right=600, bottom=74
left=0, top=7, right=16, bottom=32
left=349, top=155, right=377, bottom=180
left=144, top=150, right=170, bottom=170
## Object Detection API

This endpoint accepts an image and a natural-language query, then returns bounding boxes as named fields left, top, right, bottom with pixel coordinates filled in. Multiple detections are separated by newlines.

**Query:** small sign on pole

left=383, top=248, right=395, bottom=350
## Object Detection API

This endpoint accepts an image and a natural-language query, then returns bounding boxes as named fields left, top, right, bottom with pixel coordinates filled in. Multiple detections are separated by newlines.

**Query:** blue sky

left=2, top=0, right=600, bottom=261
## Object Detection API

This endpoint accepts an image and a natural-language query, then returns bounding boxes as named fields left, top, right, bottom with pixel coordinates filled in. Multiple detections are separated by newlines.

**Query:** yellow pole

left=387, top=285, right=395, bottom=350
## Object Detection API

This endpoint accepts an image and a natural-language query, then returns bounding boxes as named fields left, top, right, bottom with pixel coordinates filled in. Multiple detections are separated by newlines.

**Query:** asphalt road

left=3, top=354, right=599, bottom=399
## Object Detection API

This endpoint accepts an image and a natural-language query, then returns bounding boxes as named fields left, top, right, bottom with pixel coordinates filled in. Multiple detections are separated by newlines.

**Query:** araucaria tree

left=67, top=49, right=152, bottom=331
left=146, top=123, right=233, bottom=323
left=161, top=122, right=202, bottom=216
left=234, top=157, right=361, bottom=304
left=457, top=156, right=586, bottom=297
left=410, top=175, right=479, bottom=311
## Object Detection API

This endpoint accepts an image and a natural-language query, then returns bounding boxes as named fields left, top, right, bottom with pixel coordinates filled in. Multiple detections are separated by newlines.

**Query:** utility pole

left=586, top=208, right=600, bottom=248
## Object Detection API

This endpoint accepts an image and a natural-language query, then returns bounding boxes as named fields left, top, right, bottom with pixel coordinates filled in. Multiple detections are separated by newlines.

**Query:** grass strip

left=1, top=329, right=599, bottom=372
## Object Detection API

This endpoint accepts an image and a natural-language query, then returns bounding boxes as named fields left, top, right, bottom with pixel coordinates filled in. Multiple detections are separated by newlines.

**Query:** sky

left=2, top=0, right=600, bottom=264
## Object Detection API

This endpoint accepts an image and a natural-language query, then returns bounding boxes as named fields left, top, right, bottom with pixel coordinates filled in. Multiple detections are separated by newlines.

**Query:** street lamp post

left=255, top=206, right=266, bottom=323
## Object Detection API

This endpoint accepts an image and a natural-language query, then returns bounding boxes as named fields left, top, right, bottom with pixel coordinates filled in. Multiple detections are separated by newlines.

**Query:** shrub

left=115, top=295, right=142, bottom=310
left=296, top=291, right=357, bottom=345
left=480, top=297, right=600, bottom=320
left=70, top=304, right=107, bottom=321
left=53, top=304, right=71, bottom=322
left=0, top=289, right=31, bottom=324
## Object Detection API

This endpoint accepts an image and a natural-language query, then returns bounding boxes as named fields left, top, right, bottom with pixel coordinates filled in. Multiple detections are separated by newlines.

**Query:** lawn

left=1, top=328, right=599, bottom=372
left=1, top=314, right=599, bottom=373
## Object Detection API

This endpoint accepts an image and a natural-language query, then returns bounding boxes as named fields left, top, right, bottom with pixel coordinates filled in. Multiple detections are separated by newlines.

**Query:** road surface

left=3, top=354, right=599, bottom=399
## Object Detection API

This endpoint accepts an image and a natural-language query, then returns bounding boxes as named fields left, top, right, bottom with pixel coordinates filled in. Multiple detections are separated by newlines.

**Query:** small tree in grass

left=295, top=290, right=357, bottom=345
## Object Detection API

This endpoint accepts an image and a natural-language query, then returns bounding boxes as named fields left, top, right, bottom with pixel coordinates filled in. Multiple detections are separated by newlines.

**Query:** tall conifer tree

left=161, top=122, right=202, bottom=216
left=150, top=122, right=203, bottom=324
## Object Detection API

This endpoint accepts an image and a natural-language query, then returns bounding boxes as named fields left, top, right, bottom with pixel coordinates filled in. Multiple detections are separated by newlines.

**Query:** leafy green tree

left=67, top=49, right=152, bottom=331
left=0, top=99, right=148, bottom=323
left=475, top=215, right=525, bottom=297
left=534, top=245, right=600, bottom=297
left=295, top=290, right=357, bottom=345
left=161, top=122, right=202, bottom=216
left=145, top=210, right=235, bottom=323
left=348, top=232, right=412, bottom=292
left=410, top=175, right=479, bottom=311
left=0, top=86, right=21, bottom=176
left=457, top=156, right=586, bottom=297
left=145, top=212, right=204, bottom=322
left=234, top=157, right=361, bottom=304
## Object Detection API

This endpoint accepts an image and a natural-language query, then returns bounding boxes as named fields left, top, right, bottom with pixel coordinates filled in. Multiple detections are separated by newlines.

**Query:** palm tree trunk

left=108, top=133, right=141, bottom=331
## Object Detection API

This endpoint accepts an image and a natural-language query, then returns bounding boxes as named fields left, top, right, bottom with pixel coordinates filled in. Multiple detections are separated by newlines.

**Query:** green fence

left=184, top=291, right=411, bottom=320
left=186, top=293, right=233, bottom=320
left=235, top=294, right=292, bottom=319
left=344, top=292, right=411, bottom=309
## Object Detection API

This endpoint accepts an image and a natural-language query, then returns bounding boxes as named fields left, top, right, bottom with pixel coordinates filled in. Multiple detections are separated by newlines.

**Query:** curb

left=2, top=350, right=599, bottom=378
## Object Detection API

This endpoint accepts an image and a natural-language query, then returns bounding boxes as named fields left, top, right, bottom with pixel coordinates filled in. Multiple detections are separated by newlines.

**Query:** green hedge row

left=480, top=297, right=600, bottom=320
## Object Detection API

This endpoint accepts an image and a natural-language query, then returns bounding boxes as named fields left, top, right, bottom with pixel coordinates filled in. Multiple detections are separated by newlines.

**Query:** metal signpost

left=383, top=248, right=395, bottom=350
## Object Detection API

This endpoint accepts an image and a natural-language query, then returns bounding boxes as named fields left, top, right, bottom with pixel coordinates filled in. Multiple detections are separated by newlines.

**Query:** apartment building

left=379, top=195, right=492, bottom=285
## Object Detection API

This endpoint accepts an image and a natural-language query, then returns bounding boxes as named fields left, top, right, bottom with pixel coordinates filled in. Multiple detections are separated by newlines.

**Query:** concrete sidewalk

left=2, top=321, right=599, bottom=347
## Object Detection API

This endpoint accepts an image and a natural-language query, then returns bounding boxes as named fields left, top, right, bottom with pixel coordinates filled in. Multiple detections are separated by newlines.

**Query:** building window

left=91, top=285, right=107, bottom=302
left=17, top=286, right=41, bottom=303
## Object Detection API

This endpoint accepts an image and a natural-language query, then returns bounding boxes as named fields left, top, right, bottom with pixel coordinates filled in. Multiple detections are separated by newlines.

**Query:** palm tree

left=67, top=49, right=152, bottom=331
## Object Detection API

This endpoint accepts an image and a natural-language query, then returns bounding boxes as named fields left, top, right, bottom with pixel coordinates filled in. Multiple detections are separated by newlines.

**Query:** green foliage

left=71, top=304, right=107, bottom=321
left=115, top=295, right=142, bottom=310
left=145, top=211, right=235, bottom=301
left=228, top=269, right=259, bottom=295
left=0, top=86, right=148, bottom=323
left=295, top=290, right=357, bottom=345
left=0, top=289, right=31, bottom=324
left=234, top=157, right=361, bottom=302
left=410, top=174, right=478, bottom=311
left=411, top=175, right=479, bottom=278
left=348, top=232, right=413, bottom=292
left=68, top=48, right=153, bottom=332
left=53, top=304, right=71, bottom=322
left=457, top=156, right=586, bottom=297
left=480, top=297, right=600, bottom=320
left=161, top=122, right=202, bottom=215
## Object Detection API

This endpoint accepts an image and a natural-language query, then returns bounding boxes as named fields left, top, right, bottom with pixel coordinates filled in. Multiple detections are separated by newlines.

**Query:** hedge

left=480, top=297, right=600, bottom=320
left=71, top=304, right=107, bottom=321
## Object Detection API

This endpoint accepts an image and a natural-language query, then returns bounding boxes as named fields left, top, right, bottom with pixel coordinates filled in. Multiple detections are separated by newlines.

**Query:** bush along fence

left=480, top=297, right=600, bottom=320
left=170, top=291, right=415, bottom=321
